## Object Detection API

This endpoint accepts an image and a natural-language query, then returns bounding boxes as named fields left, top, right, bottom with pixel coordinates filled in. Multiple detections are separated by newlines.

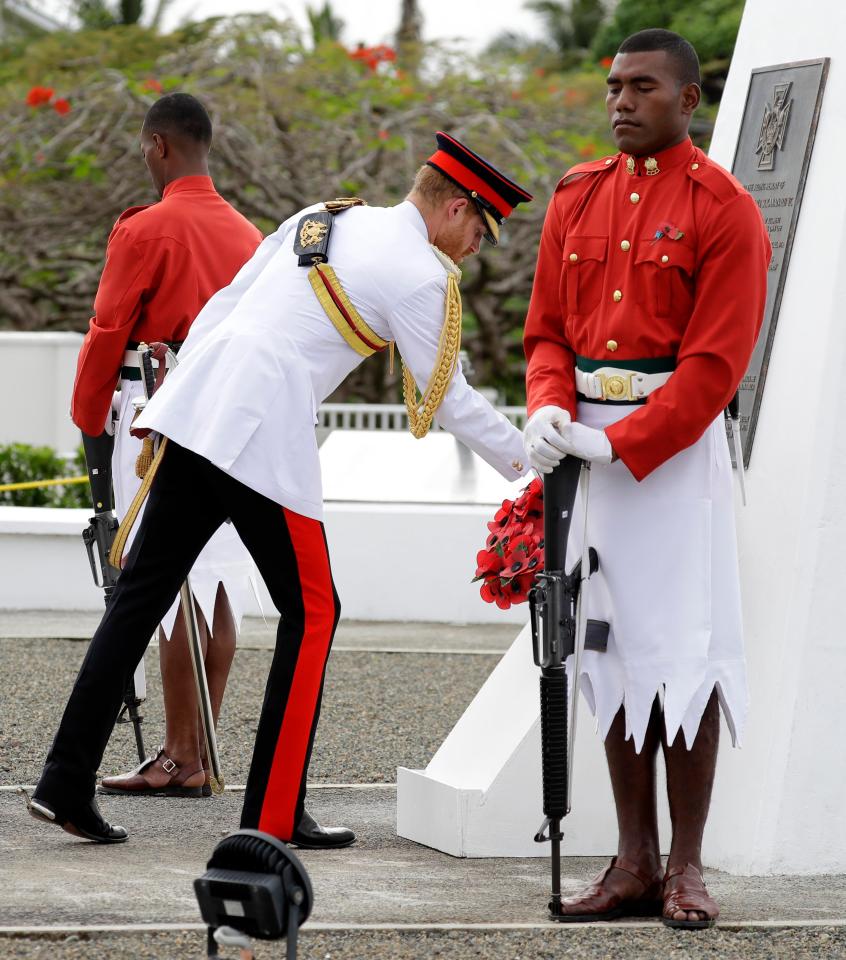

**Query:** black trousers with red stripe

left=36, top=441, right=340, bottom=839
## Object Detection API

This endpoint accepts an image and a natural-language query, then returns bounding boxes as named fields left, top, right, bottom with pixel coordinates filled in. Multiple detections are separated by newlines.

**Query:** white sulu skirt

left=565, top=400, right=748, bottom=753
left=112, top=379, right=260, bottom=639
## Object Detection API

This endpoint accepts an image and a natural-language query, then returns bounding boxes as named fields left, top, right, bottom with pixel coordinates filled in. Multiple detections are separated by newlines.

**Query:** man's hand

left=555, top=421, right=614, bottom=465
left=523, top=405, right=572, bottom=474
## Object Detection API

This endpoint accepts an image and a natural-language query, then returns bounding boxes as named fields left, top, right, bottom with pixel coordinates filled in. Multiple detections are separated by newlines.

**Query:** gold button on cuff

left=630, top=192, right=640, bottom=204
left=691, top=162, right=700, bottom=170
left=607, top=339, right=618, bottom=352
left=661, top=254, right=669, bottom=263
left=569, top=253, right=578, bottom=262
left=620, top=240, right=631, bottom=252
left=613, top=289, right=623, bottom=302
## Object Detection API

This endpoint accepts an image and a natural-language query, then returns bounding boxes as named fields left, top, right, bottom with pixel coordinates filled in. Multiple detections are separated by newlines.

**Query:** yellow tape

left=0, top=476, right=88, bottom=493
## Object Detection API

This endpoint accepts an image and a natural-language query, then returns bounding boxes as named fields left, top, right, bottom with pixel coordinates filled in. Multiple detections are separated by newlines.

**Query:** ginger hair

left=408, top=164, right=470, bottom=209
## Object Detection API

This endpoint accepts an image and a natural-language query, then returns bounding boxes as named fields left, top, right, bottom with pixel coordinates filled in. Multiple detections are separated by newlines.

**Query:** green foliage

left=74, top=0, right=117, bottom=30
left=0, top=444, right=89, bottom=508
left=0, top=13, right=727, bottom=404
left=119, top=0, right=144, bottom=25
left=489, top=0, right=604, bottom=71
left=306, top=2, right=344, bottom=46
left=527, top=0, right=604, bottom=57
left=590, top=0, right=744, bottom=95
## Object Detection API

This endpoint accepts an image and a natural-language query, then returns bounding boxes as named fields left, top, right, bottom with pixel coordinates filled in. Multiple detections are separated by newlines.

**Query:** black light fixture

left=194, top=829, right=313, bottom=959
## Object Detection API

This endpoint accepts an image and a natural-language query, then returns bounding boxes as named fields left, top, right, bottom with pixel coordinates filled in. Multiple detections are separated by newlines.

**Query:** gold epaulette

left=324, top=197, right=368, bottom=212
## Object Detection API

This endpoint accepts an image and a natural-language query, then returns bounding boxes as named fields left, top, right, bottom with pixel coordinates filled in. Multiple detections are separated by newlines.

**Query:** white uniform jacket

left=137, top=200, right=527, bottom=520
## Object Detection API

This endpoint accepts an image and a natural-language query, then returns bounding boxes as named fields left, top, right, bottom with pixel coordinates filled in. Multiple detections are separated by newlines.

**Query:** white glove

left=555, top=421, right=613, bottom=465
left=523, top=405, right=572, bottom=474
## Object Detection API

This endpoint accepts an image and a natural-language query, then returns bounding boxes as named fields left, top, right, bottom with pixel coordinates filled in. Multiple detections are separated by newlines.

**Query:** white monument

left=398, top=0, right=846, bottom=874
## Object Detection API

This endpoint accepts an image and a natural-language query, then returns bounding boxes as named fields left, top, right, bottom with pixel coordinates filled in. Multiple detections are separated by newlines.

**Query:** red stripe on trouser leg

left=258, top=508, right=336, bottom=838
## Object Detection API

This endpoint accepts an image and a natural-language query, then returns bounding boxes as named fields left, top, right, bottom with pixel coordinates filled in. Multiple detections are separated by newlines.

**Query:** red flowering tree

left=0, top=15, right=628, bottom=406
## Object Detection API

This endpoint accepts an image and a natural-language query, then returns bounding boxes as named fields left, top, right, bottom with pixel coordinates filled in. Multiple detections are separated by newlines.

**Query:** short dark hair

left=618, top=29, right=701, bottom=87
left=142, top=93, right=212, bottom=145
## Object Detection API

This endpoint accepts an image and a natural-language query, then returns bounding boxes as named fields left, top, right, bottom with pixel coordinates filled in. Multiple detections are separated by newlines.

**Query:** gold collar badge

left=626, top=156, right=635, bottom=175
left=645, top=157, right=659, bottom=176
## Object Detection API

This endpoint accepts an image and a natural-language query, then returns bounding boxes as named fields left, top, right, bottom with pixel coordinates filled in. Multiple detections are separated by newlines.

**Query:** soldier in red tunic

left=72, top=94, right=262, bottom=798
left=523, top=30, right=770, bottom=927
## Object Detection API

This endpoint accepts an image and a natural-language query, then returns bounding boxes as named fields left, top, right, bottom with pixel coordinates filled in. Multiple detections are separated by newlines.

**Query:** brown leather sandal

left=662, top=863, right=719, bottom=929
left=98, top=747, right=207, bottom=798
left=556, top=856, right=664, bottom=923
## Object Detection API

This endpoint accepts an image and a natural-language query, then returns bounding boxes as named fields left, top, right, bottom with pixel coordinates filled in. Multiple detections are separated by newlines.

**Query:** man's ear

left=152, top=132, right=168, bottom=159
left=680, top=82, right=701, bottom=116
left=446, top=196, right=470, bottom=221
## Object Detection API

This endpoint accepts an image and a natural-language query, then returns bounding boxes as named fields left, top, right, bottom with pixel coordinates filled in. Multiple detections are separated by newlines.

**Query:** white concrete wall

left=701, top=0, right=846, bottom=875
left=0, top=332, right=83, bottom=455
left=0, top=433, right=528, bottom=625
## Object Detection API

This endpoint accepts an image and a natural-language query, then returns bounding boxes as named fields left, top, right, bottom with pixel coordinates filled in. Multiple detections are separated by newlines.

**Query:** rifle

left=528, top=456, right=599, bottom=920
left=136, top=342, right=225, bottom=795
left=725, top=391, right=747, bottom=505
left=81, top=428, right=147, bottom=762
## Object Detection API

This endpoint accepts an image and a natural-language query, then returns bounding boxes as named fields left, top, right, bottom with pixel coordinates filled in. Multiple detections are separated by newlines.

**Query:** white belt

left=576, top=367, right=672, bottom=402
left=122, top=349, right=176, bottom=371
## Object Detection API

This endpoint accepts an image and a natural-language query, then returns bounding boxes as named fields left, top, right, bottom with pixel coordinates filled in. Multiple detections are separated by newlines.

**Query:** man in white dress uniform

left=522, top=31, right=770, bottom=926
left=28, top=132, right=532, bottom=848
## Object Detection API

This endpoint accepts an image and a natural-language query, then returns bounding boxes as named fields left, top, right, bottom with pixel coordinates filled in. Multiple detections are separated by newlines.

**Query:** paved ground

left=1, top=613, right=845, bottom=959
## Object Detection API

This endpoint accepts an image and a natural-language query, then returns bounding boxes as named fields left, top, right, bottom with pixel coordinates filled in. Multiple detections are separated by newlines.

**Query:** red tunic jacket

left=524, top=137, right=771, bottom=480
left=71, top=175, right=262, bottom=436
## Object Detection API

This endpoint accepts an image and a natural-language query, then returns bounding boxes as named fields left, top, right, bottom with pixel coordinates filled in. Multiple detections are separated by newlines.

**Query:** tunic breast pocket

left=634, top=240, right=695, bottom=318
left=562, top=236, right=608, bottom=317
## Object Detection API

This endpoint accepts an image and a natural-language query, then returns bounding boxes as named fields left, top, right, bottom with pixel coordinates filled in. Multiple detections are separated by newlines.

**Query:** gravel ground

left=3, top=927, right=846, bottom=959
left=0, top=638, right=500, bottom=786
left=0, top=612, right=518, bottom=653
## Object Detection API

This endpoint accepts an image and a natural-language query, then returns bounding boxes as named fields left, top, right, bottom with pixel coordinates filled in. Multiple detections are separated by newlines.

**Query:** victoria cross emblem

left=299, top=218, right=328, bottom=248
left=756, top=81, right=792, bottom=171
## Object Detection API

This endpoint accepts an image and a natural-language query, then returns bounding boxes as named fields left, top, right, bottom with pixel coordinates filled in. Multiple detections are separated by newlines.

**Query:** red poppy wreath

left=473, top=477, right=544, bottom=609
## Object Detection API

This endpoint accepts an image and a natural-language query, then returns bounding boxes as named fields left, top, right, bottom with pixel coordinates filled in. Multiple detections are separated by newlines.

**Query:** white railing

left=317, top=403, right=528, bottom=431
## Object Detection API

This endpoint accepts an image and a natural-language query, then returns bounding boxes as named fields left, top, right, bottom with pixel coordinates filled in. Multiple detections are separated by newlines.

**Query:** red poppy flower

left=142, top=77, right=163, bottom=93
left=505, top=572, right=536, bottom=601
left=600, top=56, right=614, bottom=69
left=377, top=129, right=390, bottom=140
left=52, top=98, right=71, bottom=116
left=485, top=529, right=511, bottom=551
left=474, top=548, right=505, bottom=580
left=480, top=578, right=503, bottom=604
left=26, top=86, right=54, bottom=108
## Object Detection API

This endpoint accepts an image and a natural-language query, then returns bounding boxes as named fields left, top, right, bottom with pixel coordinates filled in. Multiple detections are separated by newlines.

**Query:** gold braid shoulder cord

left=108, top=436, right=168, bottom=568
left=402, top=247, right=463, bottom=439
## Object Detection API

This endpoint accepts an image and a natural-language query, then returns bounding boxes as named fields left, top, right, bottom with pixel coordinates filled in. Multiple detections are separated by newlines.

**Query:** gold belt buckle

left=597, top=372, right=635, bottom=401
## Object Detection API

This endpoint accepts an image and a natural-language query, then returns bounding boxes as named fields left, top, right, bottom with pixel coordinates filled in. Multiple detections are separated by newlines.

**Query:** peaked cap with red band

left=426, top=131, right=533, bottom=245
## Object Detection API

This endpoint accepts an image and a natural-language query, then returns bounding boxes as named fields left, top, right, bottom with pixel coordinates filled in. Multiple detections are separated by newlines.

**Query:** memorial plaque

left=729, top=59, right=829, bottom=465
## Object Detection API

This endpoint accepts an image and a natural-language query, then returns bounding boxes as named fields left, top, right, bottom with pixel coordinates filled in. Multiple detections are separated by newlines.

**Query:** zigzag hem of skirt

left=572, top=653, right=748, bottom=753
left=159, top=565, right=262, bottom=639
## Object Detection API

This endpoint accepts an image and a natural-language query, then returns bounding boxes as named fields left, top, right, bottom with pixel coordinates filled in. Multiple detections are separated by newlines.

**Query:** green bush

left=0, top=443, right=90, bottom=508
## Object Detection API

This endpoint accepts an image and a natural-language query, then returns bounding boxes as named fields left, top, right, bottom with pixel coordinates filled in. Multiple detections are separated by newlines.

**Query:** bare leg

left=156, top=609, right=204, bottom=786
left=662, top=689, right=720, bottom=922
left=204, top=583, right=237, bottom=726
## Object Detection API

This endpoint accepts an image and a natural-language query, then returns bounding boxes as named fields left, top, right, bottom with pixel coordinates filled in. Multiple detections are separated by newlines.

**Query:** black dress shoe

left=24, top=790, right=128, bottom=844
left=290, top=809, right=355, bottom=849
